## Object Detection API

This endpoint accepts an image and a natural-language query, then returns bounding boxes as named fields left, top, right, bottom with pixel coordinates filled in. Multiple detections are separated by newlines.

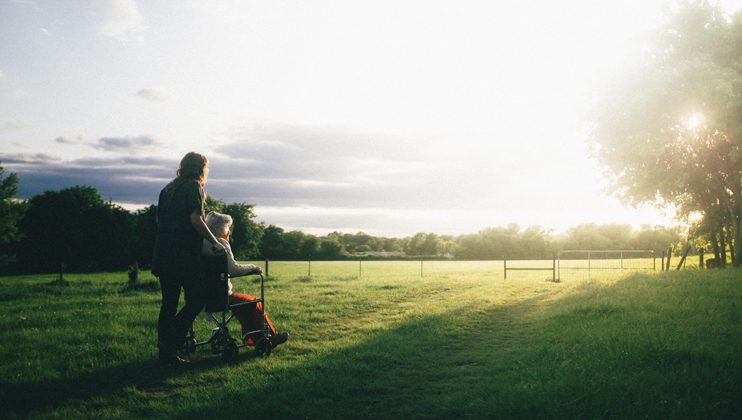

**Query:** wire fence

left=242, top=259, right=561, bottom=281
left=244, top=259, right=506, bottom=279
left=240, top=251, right=658, bottom=281
left=557, top=250, right=656, bottom=280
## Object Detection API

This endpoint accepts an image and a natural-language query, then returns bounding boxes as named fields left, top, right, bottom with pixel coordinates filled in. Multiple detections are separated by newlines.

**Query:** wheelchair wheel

left=182, top=338, right=197, bottom=355
left=222, top=340, right=239, bottom=359
left=210, top=328, right=224, bottom=353
left=255, top=337, right=272, bottom=356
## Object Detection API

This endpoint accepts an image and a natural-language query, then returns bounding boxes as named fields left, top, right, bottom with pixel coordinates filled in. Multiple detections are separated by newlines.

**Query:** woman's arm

left=190, top=209, right=225, bottom=253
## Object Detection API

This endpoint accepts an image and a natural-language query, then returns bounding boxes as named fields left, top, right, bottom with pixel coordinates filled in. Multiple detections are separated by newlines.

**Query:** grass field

left=1, top=261, right=740, bottom=419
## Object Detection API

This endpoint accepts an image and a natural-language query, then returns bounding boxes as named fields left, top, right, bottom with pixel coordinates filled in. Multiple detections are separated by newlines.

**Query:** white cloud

left=1, top=120, right=30, bottom=130
left=94, top=135, right=157, bottom=154
left=136, top=88, right=172, bottom=102
left=55, top=135, right=88, bottom=144
left=0, top=152, right=60, bottom=164
left=81, top=0, right=145, bottom=42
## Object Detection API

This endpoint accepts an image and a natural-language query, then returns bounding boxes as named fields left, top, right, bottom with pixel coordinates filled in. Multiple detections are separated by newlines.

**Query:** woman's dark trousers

left=157, top=274, right=207, bottom=356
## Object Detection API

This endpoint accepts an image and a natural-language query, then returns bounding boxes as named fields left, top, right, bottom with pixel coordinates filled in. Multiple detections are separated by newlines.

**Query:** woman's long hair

left=165, top=152, right=208, bottom=201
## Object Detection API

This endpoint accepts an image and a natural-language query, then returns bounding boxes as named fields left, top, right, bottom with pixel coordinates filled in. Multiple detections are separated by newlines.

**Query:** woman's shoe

left=159, top=353, right=189, bottom=366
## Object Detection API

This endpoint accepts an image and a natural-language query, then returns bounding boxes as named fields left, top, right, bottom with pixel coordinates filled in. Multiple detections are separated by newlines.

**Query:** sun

left=687, top=112, right=707, bottom=130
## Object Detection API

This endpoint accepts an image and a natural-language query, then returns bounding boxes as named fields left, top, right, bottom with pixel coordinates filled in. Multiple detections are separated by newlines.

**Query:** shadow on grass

left=0, top=345, right=263, bottom=419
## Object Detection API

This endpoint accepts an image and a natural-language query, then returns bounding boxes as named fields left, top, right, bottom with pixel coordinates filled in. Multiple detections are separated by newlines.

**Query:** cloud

left=81, top=0, right=145, bottom=42
left=136, top=88, right=172, bottom=102
left=1, top=122, right=604, bottom=235
left=204, top=122, right=515, bottom=212
left=94, top=135, right=158, bottom=154
left=0, top=153, right=60, bottom=164
left=3, top=155, right=176, bottom=204
left=1, top=120, right=30, bottom=130
left=55, top=135, right=88, bottom=144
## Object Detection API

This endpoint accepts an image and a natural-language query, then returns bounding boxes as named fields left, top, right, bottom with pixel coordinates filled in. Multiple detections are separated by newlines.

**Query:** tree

left=563, top=224, right=618, bottom=250
left=585, top=0, right=742, bottom=266
left=299, top=235, right=321, bottom=259
left=133, top=205, right=158, bottom=269
left=13, top=186, right=134, bottom=274
left=223, top=202, right=262, bottom=260
left=406, top=232, right=441, bottom=256
left=382, top=237, right=402, bottom=252
left=405, top=232, right=426, bottom=256
left=630, top=224, right=683, bottom=256
left=282, top=230, right=305, bottom=260
left=520, top=226, right=551, bottom=259
left=320, top=237, right=345, bottom=259
left=204, top=195, right=225, bottom=214
left=0, top=164, right=28, bottom=266
left=202, top=196, right=262, bottom=260
left=259, top=224, right=286, bottom=260
left=421, top=233, right=441, bottom=256
left=439, top=235, right=459, bottom=257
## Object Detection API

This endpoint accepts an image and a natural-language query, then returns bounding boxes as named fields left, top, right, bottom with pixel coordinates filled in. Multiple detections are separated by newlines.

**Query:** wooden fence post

left=265, top=259, right=269, bottom=277
left=503, top=255, right=507, bottom=280
left=699, top=247, right=704, bottom=269
left=552, top=254, right=556, bottom=282
left=666, top=247, right=672, bottom=271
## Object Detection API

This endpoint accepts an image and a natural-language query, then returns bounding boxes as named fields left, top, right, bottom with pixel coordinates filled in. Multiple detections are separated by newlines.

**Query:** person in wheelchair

left=201, top=211, right=289, bottom=348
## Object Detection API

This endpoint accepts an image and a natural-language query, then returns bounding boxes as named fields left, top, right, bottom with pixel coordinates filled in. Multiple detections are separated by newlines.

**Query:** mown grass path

left=1, top=267, right=740, bottom=419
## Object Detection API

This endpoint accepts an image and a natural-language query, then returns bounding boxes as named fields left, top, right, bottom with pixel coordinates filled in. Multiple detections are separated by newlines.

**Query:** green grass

left=1, top=263, right=740, bottom=419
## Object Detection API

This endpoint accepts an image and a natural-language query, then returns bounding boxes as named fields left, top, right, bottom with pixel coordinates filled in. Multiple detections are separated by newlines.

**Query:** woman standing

left=152, top=152, right=225, bottom=366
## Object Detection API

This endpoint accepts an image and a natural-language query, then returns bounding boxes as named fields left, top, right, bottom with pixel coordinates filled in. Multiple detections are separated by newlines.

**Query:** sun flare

left=687, top=112, right=707, bottom=129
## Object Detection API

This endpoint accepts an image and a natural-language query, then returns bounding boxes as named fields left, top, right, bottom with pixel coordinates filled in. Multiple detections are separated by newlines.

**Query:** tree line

left=0, top=165, right=691, bottom=275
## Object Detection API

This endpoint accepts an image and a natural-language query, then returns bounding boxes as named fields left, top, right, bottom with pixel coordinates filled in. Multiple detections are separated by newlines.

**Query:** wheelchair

left=180, top=254, right=273, bottom=359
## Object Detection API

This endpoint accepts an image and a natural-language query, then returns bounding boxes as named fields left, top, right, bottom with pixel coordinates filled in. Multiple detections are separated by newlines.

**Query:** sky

left=2, top=0, right=742, bottom=238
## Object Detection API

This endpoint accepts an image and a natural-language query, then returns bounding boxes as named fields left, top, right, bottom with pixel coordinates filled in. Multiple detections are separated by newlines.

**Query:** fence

left=248, top=255, right=658, bottom=280
left=503, top=255, right=556, bottom=281
left=258, top=259, right=505, bottom=278
left=252, top=259, right=555, bottom=280
left=557, top=250, right=656, bottom=280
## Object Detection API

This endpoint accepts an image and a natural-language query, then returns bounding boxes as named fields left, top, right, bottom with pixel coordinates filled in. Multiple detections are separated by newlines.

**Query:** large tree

left=133, top=205, right=158, bottom=269
left=13, top=186, right=134, bottom=274
left=0, top=164, right=28, bottom=266
left=585, top=0, right=742, bottom=266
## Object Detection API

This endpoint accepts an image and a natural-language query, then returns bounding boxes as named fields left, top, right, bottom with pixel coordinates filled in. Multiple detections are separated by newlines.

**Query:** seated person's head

left=205, top=211, right=232, bottom=239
